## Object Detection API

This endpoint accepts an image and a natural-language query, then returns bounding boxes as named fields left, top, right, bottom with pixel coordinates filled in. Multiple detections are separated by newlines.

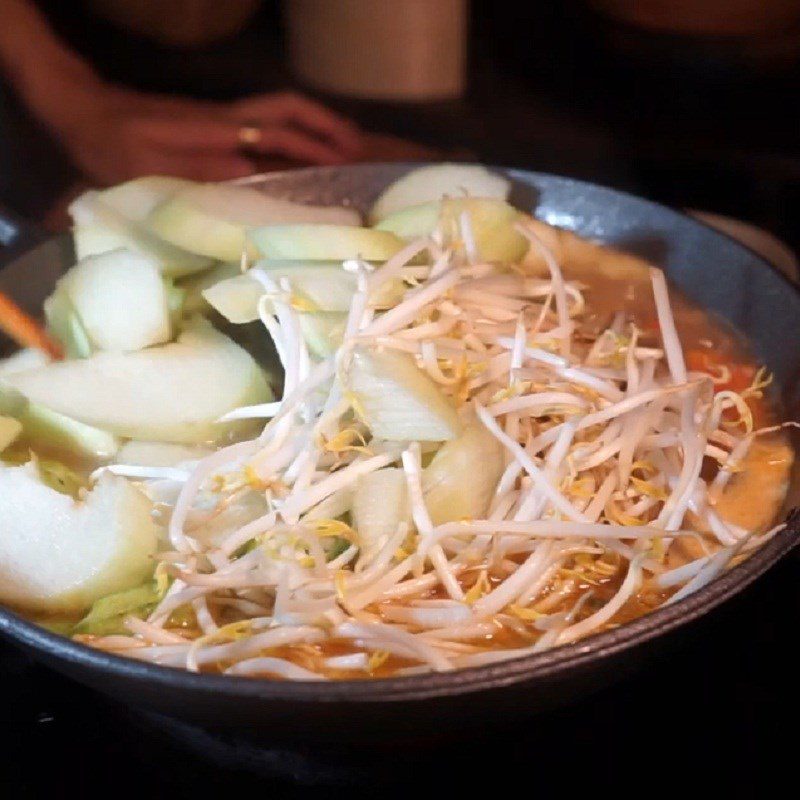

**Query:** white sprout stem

left=510, top=312, right=526, bottom=381
left=123, top=616, right=188, bottom=645
left=666, top=544, right=739, bottom=605
left=218, top=401, right=282, bottom=422
left=577, top=381, right=700, bottom=432
left=488, top=392, right=588, bottom=417
left=514, top=417, right=578, bottom=522
left=366, top=237, right=432, bottom=294
left=649, top=268, right=687, bottom=384
left=473, top=540, right=559, bottom=618
left=186, top=626, right=326, bottom=672
left=556, top=555, right=644, bottom=644
left=344, top=557, right=415, bottom=609
left=360, top=269, right=460, bottom=339
left=476, top=403, right=590, bottom=523
left=516, top=558, right=566, bottom=607
left=76, top=197, right=784, bottom=681
left=335, top=621, right=454, bottom=672
left=256, top=357, right=336, bottom=446
left=534, top=590, right=597, bottom=651
left=517, top=222, right=571, bottom=357
left=420, top=621, right=498, bottom=641
left=339, top=265, right=370, bottom=354
left=192, top=596, right=219, bottom=635
left=217, top=511, right=277, bottom=557
left=459, top=210, right=479, bottom=263
left=423, top=520, right=693, bottom=551
left=658, top=390, right=706, bottom=530
left=92, top=464, right=190, bottom=482
left=251, top=272, right=303, bottom=396
left=402, top=444, right=464, bottom=601
left=655, top=555, right=712, bottom=588
left=708, top=433, right=753, bottom=502
left=168, top=439, right=259, bottom=552
left=279, top=452, right=396, bottom=523
left=382, top=603, right=471, bottom=628
left=626, top=323, right=640, bottom=395
left=496, top=337, right=567, bottom=368
left=420, top=341, right=461, bottom=386
left=225, top=657, right=326, bottom=680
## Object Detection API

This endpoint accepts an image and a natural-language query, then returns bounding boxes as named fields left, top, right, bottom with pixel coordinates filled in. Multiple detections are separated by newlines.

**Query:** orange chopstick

left=0, top=290, right=63, bottom=359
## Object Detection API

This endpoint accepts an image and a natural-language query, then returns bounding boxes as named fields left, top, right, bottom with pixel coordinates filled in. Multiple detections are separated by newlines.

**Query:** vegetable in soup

left=0, top=167, right=793, bottom=680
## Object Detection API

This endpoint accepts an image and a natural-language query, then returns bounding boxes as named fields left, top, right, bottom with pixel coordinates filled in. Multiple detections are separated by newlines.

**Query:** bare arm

left=0, top=0, right=363, bottom=184
left=0, top=0, right=102, bottom=129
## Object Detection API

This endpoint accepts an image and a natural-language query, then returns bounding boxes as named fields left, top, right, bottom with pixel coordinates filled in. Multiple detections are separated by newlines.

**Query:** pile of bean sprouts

left=83, top=217, right=786, bottom=679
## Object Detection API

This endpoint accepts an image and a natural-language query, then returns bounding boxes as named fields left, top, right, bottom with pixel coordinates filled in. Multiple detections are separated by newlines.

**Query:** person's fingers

left=128, top=117, right=243, bottom=153
left=234, top=92, right=363, bottom=155
left=120, top=96, right=362, bottom=160
left=118, top=143, right=254, bottom=182
left=150, top=152, right=255, bottom=182
left=244, top=125, right=350, bottom=166
left=188, top=155, right=255, bottom=182
left=134, top=116, right=348, bottom=166
left=114, top=103, right=357, bottom=175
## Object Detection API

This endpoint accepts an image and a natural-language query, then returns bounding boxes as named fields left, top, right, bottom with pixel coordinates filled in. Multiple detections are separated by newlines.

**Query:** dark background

left=1, top=2, right=799, bottom=250
left=1, top=1, right=799, bottom=795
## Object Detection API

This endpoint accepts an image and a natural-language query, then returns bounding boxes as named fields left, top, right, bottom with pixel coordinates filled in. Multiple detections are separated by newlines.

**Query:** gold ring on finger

left=238, top=125, right=262, bottom=146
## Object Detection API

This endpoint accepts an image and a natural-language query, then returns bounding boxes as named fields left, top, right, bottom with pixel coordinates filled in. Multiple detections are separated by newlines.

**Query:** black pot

left=1, top=164, right=798, bottom=746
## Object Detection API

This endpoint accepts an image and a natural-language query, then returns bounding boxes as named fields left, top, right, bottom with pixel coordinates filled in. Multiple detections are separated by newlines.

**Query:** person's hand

left=39, top=81, right=364, bottom=185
